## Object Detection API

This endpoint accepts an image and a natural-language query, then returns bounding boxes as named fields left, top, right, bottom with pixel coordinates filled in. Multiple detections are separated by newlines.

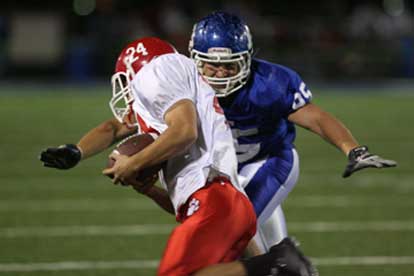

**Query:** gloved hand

left=39, top=144, right=82, bottom=169
left=270, top=237, right=318, bottom=276
left=342, top=146, right=397, bottom=178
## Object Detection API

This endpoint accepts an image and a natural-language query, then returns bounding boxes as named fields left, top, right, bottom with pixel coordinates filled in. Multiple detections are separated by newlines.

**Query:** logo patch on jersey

left=186, top=198, right=200, bottom=217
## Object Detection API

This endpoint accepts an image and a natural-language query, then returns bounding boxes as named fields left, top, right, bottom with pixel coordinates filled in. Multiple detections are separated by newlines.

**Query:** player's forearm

left=77, top=119, right=135, bottom=160
left=314, top=112, right=359, bottom=155
left=128, top=100, right=198, bottom=173
left=142, top=186, right=175, bottom=214
left=129, top=125, right=197, bottom=171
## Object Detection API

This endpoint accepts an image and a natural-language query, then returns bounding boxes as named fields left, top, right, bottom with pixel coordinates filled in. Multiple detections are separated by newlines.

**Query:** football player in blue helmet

left=189, top=10, right=397, bottom=273
left=189, top=12, right=253, bottom=97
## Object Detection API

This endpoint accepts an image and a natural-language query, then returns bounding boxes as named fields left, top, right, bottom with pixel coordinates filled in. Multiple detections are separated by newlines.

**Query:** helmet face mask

left=110, top=37, right=176, bottom=124
left=110, top=71, right=134, bottom=124
left=191, top=49, right=251, bottom=97
left=189, top=12, right=253, bottom=97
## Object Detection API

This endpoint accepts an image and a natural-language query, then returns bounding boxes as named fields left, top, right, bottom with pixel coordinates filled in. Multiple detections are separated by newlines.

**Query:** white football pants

left=238, top=149, right=300, bottom=253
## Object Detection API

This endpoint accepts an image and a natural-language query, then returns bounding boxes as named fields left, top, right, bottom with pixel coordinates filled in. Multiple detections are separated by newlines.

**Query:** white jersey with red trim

left=131, top=53, right=242, bottom=212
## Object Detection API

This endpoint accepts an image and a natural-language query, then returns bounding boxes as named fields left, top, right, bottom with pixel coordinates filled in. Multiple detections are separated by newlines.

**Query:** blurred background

left=0, top=0, right=413, bottom=82
left=1, top=1, right=413, bottom=276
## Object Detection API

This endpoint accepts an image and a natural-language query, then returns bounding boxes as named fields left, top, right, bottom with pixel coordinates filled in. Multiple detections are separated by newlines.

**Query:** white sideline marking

left=1, top=195, right=413, bottom=212
left=0, top=224, right=175, bottom=238
left=1, top=221, right=414, bottom=238
left=288, top=196, right=414, bottom=208
left=0, top=199, right=158, bottom=212
left=313, top=256, right=414, bottom=266
left=288, top=221, right=414, bottom=232
left=0, top=260, right=159, bottom=272
left=1, top=256, right=414, bottom=272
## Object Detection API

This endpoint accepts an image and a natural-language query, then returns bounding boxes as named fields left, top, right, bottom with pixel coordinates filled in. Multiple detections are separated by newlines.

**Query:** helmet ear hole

left=119, top=74, right=128, bottom=88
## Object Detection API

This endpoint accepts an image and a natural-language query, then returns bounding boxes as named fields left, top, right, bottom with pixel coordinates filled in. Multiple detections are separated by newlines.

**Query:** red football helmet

left=110, top=37, right=177, bottom=123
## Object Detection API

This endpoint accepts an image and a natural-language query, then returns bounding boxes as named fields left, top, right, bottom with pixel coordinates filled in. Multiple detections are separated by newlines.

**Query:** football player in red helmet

left=40, top=37, right=314, bottom=276
left=109, top=37, right=177, bottom=125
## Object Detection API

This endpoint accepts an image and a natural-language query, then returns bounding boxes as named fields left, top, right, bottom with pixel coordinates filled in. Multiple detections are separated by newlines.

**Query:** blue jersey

left=218, top=58, right=312, bottom=169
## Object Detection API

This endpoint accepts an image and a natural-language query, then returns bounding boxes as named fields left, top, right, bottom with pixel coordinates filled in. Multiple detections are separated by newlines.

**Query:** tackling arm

left=77, top=118, right=136, bottom=159
left=288, top=103, right=358, bottom=155
left=40, top=118, right=136, bottom=169
left=288, top=103, right=396, bottom=177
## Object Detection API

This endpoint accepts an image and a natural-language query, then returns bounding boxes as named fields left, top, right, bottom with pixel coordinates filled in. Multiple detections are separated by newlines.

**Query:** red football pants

left=157, top=178, right=257, bottom=276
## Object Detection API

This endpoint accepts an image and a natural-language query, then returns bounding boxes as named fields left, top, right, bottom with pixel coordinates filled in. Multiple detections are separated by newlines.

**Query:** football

left=106, top=133, right=164, bottom=182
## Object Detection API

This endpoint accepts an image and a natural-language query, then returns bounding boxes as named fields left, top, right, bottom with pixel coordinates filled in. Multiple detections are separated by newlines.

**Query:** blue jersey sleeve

left=280, top=69, right=312, bottom=115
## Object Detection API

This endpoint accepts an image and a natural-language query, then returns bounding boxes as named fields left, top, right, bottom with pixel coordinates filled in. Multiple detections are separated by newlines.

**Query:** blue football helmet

left=189, top=12, right=253, bottom=97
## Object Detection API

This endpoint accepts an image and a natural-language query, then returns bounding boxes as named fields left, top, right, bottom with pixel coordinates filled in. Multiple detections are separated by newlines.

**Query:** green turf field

left=1, top=86, right=413, bottom=275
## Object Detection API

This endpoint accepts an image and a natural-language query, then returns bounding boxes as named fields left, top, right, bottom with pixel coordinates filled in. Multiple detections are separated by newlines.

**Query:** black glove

left=241, top=237, right=318, bottom=276
left=39, top=144, right=82, bottom=170
left=342, top=146, right=397, bottom=178
left=270, top=237, right=318, bottom=276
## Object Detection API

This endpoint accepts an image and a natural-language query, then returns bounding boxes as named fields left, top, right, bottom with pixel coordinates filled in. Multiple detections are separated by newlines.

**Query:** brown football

left=106, top=133, right=164, bottom=182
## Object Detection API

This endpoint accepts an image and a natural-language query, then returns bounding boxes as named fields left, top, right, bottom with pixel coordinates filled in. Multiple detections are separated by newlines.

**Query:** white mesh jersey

left=131, top=53, right=243, bottom=212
